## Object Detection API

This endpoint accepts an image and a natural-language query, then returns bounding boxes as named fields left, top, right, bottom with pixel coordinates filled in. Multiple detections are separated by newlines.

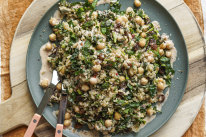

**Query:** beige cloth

left=0, top=0, right=204, bottom=136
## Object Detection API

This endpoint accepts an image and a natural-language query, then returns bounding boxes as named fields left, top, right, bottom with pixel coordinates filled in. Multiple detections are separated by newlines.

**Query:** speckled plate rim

left=26, top=0, right=189, bottom=137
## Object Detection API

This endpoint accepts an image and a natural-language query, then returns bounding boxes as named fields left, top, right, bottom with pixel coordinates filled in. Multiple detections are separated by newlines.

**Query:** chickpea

left=166, top=51, right=172, bottom=58
left=94, top=123, right=101, bottom=131
left=128, top=68, right=135, bottom=76
left=65, top=112, right=71, bottom=120
left=40, top=79, right=49, bottom=88
left=74, top=106, right=80, bottom=113
left=114, top=112, right=121, bottom=120
left=88, top=0, right=93, bottom=3
left=116, top=17, right=123, bottom=24
left=139, top=38, right=146, bottom=47
left=140, top=32, right=147, bottom=38
left=157, top=82, right=165, bottom=91
left=126, top=7, right=134, bottom=14
left=49, top=17, right=59, bottom=26
left=119, top=76, right=125, bottom=82
left=166, top=45, right=172, bottom=50
left=109, top=69, right=118, bottom=77
left=117, top=29, right=123, bottom=35
left=137, top=93, right=144, bottom=101
left=56, top=83, right=62, bottom=91
left=73, top=20, right=78, bottom=26
left=141, top=20, right=145, bottom=26
left=140, top=77, right=148, bottom=85
left=90, top=77, right=98, bottom=85
left=92, top=11, right=98, bottom=19
left=147, top=56, right=154, bottom=63
left=134, top=0, right=141, bottom=7
left=116, top=16, right=128, bottom=24
left=148, top=64, right=154, bottom=71
left=63, top=22, right=70, bottom=30
left=81, top=84, right=90, bottom=92
left=135, top=16, right=143, bottom=25
left=49, top=33, right=56, bottom=41
left=92, top=65, right=101, bottom=72
left=159, top=49, right=164, bottom=56
left=166, top=41, right=174, bottom=49
left=160, top=43, right=166, bottom=49
left=123, top=61, right=129, bottom=69
left=146, top=108, right=155, bottom=116
left=45, top=42, right=53, bottom=51
left=142, top=25, right=148, bottom=32
left=105, top=119, right=113, bottom=127
left=96, top=43, right=106, bottom=50
left=158, top=78, right=164, bottom=82
left=138, top=67, right=144, bottom=74
left=64, top=120, right=71, bottom=127
left=121, top=16, right=128, bottom=22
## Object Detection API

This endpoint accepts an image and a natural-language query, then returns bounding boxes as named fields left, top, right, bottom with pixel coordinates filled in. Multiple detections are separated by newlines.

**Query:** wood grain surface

left=0, top=0, right=205, bottom=137
left=0, top=0, right=33, bottom=101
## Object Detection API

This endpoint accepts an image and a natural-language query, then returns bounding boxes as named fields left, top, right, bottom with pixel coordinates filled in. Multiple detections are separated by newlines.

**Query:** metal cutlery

left=24, top=71, right=59, bottom=137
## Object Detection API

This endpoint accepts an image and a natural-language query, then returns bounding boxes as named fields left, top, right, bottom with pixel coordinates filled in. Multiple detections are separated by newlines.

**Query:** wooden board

left=0, top=0, right=205, bottom=137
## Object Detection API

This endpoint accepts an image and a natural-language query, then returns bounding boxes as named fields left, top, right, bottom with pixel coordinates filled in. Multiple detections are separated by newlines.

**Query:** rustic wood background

left=0, top=0, right=204, bottom=136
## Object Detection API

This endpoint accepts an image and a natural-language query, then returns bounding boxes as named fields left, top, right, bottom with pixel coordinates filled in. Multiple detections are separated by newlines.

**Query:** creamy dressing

left=53, top=10, right=62, bottom=21
left=136, top=89, right=170, bottom=132
left=39, top=11, right=61, bottom=84
left=39, top=42, right=53, bottom=84
left=170, top=47, right=177, bottom=64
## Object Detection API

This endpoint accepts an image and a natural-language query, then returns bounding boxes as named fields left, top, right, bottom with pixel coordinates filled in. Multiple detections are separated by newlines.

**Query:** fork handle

left=55, top=124, right=63, bottom=137
left=24, top=113, right=41, bottom=137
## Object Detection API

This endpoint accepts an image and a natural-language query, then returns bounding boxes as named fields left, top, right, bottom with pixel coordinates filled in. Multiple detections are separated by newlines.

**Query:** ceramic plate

left=26, top=0, right=189, bottom=136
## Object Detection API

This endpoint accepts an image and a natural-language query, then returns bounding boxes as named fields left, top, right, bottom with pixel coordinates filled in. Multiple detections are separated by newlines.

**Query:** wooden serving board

left=0, top=0, right=205, bottom=137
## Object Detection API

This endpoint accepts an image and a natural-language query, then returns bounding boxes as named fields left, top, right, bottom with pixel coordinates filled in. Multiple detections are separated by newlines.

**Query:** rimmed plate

left=26, top=0, right=189, bottom=136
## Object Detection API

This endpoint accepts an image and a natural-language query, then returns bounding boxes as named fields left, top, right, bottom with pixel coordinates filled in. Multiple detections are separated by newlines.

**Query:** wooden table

left=0, top=0, right=205, bottom=136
